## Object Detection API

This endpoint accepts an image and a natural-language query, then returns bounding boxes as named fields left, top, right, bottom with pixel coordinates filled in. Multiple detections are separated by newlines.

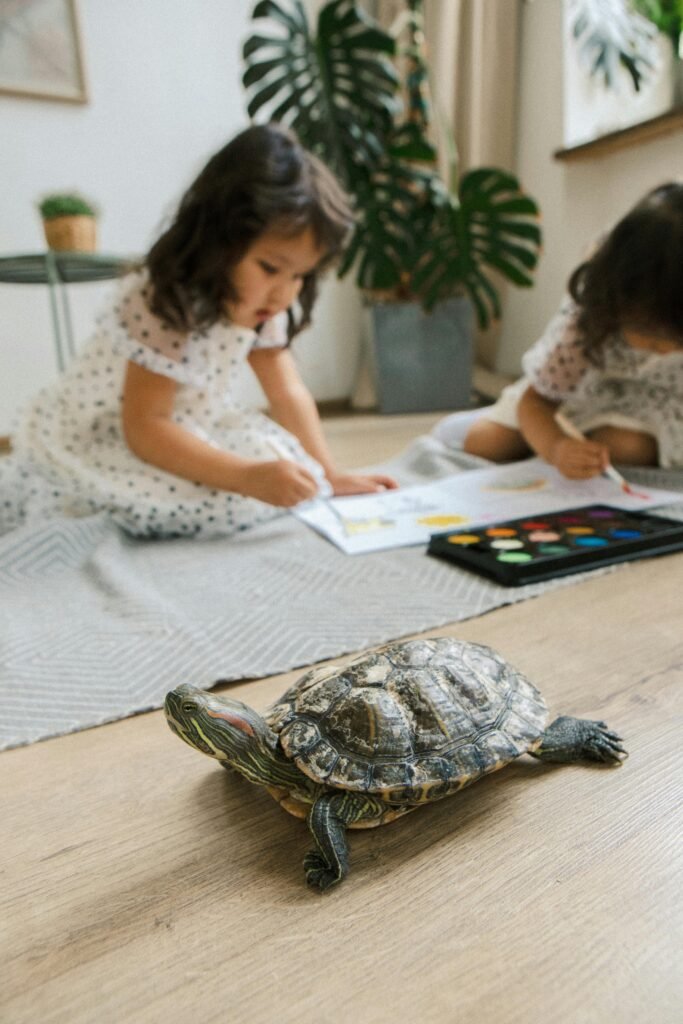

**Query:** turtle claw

left=581, top=720, right=627, bottom=763
left=304, top=851, right=342, bottom=893
left=534, top=716, right=628, bottom=764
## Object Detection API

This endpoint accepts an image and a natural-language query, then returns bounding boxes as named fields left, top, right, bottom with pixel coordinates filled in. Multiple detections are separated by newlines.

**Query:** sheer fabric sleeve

left=110, top=272, right=206, bottom=387
left=521, top=297, right=592, bottom=401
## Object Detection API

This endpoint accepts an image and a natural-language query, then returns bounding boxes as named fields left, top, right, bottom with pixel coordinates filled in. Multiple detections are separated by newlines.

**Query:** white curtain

left=373, top=0, right=523, bottom=368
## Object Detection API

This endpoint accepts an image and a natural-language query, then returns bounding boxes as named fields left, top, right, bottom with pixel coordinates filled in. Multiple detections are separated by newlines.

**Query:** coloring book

left=295, top=457, right=683, bottom=554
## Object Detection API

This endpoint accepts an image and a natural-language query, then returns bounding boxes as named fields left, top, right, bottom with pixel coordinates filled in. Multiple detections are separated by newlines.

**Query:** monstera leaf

left=244, top=0, right=436, bottom=293
left=243, top=0, right=541, bottom=324
left=243, top=0, right=399, bottom=179
left=338, top=158, right=434, bottom=291
left=411, top=170, right=541, bottom=327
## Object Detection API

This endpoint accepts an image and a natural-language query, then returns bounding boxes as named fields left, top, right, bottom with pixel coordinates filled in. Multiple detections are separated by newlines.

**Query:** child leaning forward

left=2, top=124, right=397, bottom=538
left=435, top=183, right=683, bottom=478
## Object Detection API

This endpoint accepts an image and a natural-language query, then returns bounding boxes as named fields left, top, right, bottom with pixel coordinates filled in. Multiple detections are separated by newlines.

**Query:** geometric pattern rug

left=2, top=439, right=682, bottom=750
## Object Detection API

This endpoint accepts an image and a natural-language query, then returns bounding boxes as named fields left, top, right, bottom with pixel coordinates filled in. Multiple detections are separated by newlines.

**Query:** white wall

left=497, top=0, right=683, bottom=377
left=0, top=0, right=361, bottom=434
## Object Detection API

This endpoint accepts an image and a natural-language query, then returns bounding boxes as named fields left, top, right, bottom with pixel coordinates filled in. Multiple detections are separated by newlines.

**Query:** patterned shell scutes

left=265, top=638, right=548, bottom=803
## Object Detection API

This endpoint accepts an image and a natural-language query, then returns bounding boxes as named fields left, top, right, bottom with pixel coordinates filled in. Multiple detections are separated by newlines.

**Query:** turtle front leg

left=304, top=792, right=382, bottom=892
left=531, top=715, right=627, bottom=765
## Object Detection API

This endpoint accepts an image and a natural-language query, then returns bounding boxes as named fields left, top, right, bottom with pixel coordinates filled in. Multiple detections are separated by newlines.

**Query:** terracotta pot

left=43, top=215, right=97, bottom=252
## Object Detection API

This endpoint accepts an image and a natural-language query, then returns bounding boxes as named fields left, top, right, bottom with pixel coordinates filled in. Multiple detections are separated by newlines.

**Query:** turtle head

left=164, top=684, right=278, bottom=783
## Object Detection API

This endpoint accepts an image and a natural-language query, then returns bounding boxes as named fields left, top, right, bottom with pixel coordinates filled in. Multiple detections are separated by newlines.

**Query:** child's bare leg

left=463, top=419, right=531, bottom=462
left=587, top=426, right=658, bottom=466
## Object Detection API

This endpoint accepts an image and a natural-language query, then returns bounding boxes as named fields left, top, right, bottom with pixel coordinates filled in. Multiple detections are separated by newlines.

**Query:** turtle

left=164, top=637, right=627, bottom=892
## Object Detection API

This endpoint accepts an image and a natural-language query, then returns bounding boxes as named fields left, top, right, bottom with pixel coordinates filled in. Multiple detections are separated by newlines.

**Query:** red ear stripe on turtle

left=206, top=709, right=255, bottom=736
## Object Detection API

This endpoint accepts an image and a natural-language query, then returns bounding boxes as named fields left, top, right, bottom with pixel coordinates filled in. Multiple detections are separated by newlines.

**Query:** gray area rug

left=2, top=438, right=682, bottom=751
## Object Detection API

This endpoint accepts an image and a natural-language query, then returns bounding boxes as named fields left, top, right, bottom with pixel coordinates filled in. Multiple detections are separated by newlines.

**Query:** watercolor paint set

left=427, top=505, right=683, bottom=586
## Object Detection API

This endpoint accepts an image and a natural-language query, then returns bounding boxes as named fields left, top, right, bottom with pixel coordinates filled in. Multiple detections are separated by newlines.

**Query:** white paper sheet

left=295, top=457, right=683, bottom=554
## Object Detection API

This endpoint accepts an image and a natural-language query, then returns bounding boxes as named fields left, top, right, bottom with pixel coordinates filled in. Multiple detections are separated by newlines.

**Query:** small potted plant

left=38, top=192, right=98, bottom=252
left=243, top=0, right=542, bottom=413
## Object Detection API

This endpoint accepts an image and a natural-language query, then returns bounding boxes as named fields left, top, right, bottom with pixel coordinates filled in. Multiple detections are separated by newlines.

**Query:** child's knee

left=463, top=420, right=529, bottom=462
left=462, top=420, right=491, bottom=456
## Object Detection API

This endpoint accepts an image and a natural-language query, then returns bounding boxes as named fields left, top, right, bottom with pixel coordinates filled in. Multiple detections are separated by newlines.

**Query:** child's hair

left=146, top=123, right=354, bottom=339
left=568, top=182, right=683, bottom=362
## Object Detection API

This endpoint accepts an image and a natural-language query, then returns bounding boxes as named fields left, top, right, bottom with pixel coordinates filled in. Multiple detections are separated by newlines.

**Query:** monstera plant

left=243, top=0, right=541, bottom=412
left=242, top=0, right=541, bottom=330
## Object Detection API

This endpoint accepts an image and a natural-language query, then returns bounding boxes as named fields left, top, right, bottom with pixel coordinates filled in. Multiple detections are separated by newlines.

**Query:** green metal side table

left=0, top=252, right=134, bottom=372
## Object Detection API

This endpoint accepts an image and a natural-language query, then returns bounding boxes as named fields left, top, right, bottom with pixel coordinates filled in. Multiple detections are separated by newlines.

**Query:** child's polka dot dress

left=483, top=297, right=683, bottom=467
left=2, top=270, right=328, bottom=538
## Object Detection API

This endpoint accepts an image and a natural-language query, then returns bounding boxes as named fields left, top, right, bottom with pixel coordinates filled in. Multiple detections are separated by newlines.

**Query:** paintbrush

left=263, top=435, right=295, bottom=462
left=554, top=411, right=640, bottom=495
left=263, top=436, right=347, bottom=527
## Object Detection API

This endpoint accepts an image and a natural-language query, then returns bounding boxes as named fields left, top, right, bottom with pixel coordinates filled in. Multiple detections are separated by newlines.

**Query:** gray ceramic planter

left=364, top=296, right=474, bottom=414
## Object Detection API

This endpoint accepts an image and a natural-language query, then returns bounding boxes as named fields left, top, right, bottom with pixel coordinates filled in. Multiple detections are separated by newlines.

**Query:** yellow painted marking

left=417, top=514, right=469, bottom=528
left=342, top=516, right=394, bottom=535
left=483, top=477, right=547, bottom=493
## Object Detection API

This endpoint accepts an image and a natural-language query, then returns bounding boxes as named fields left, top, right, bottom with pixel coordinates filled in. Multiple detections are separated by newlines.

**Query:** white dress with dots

left=476, top=297, right=683, bottom=468
left=1, top=270, right=328, bottom=538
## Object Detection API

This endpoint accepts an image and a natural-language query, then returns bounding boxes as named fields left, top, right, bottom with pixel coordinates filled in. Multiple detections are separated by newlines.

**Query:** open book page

left=295, top=457, right=683, bottom=554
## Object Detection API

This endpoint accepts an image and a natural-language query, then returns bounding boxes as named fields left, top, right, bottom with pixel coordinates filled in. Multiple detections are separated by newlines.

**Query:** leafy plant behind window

left=633, top=0, right=683, bottom=56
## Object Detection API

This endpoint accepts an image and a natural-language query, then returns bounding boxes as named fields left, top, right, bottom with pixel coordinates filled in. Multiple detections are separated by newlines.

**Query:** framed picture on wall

left=561, top=0, right=675, bottom=149
left=0, top=0, right=88, bottom=104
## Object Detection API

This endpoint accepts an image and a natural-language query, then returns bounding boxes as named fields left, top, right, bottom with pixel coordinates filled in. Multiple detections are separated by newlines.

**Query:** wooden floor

left=2, top=412, right=682, bottom=1024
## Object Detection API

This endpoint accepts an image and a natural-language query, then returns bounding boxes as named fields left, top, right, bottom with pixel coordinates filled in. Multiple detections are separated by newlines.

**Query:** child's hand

left=327, top=471, right=399, bottom=496
left=240, top=460, right=320, bottom=506
left=549, top=437, right=609, bottom=480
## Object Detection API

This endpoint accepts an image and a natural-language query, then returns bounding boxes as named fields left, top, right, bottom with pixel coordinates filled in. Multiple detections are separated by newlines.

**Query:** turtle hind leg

left=531, top=715, right=628, bottom=765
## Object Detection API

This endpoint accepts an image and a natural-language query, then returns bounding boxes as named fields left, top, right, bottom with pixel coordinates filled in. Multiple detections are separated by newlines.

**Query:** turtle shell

left=265, top=638, right=548, bottom=804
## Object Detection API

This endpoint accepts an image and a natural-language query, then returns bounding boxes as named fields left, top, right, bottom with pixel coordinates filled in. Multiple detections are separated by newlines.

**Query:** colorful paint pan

left=427, top=504, right=683, bottom=586
left=496, top=552, right=533, bottom=563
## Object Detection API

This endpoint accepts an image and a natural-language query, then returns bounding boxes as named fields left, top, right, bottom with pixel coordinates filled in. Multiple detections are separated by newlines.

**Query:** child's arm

left=121, top=362, right=319, bottom=506
left=248, top=347, right=398, bottom=494
left=517, top=384, right=609, bottom=479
